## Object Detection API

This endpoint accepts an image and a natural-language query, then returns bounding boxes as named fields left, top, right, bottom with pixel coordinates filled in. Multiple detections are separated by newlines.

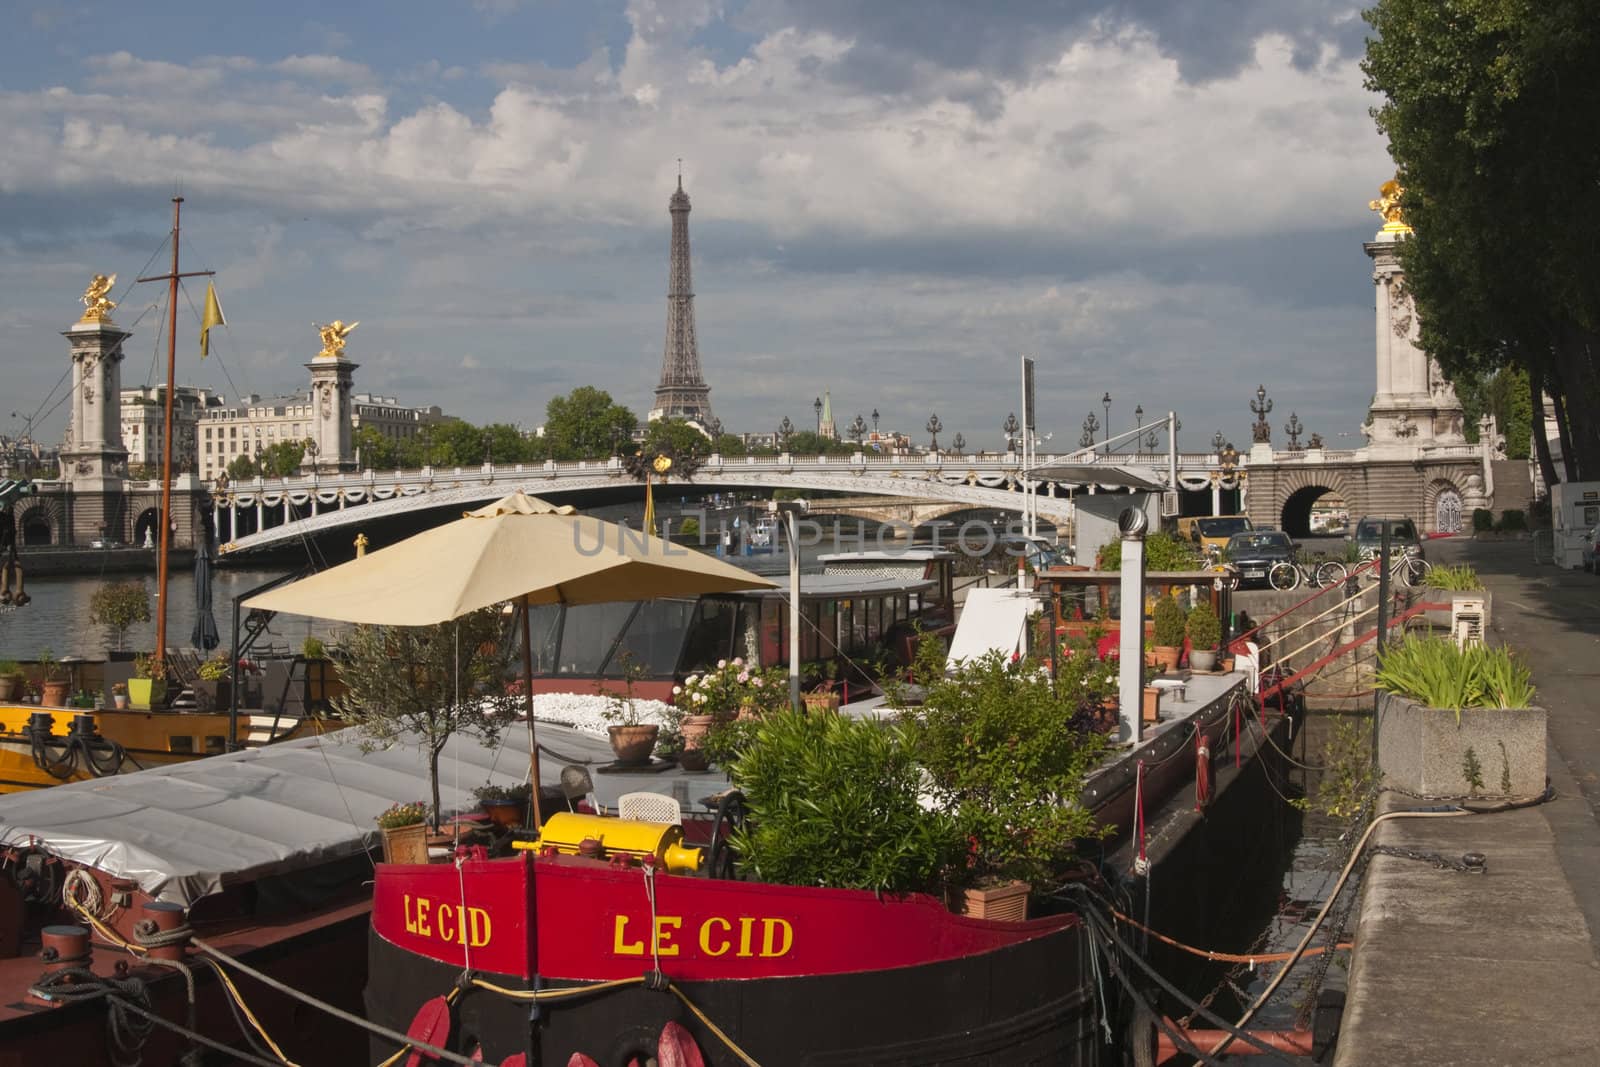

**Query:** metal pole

left=154, top=197, right=182, bottom=669
left=523, top=600, right=543, bottom=827
left=1118, top=525, right=1146, bottom=745
left=1168, top=412, right=1178, bottom=510
left=787, top=511, right=802, bottom=711
left=1373, top=521, right=1391, bottom=769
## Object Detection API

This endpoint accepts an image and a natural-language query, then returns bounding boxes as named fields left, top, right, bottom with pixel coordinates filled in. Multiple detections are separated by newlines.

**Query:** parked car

left=1583, top=524, right=1600, bottom=572
left=1351, top=516, right=1423, bottom=560
left=1225, top=530, right=1296, bottom=588
left=1177, top=515, right=1254, bottom=559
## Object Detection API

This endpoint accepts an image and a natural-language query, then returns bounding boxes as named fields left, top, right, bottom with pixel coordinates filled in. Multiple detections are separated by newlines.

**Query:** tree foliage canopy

left=543, top=387, right=638, bottom=461
left=1363, top=0, right=1600, bottom=480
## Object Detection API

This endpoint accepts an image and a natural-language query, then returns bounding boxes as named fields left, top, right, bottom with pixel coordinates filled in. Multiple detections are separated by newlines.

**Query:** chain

left=1369, top=844, right=1486, bottom=873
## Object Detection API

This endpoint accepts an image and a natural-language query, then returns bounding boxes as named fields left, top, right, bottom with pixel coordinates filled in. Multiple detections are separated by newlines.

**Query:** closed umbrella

left=191, top=536, right=220, bottom=652
left=243, top=491, right=775, bottom=821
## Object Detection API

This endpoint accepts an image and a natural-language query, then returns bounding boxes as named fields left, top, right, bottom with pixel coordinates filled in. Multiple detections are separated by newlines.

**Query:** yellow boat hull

left=0, top=704, right=338, bottom=793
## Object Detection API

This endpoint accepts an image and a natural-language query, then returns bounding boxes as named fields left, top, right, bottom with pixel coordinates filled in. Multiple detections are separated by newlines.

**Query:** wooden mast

left=137, top=197, right=212, bottom=671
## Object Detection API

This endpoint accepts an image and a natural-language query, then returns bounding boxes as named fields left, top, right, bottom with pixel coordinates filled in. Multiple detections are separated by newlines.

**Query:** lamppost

left=951, top=432, right=965, bottom=456
left=849, top=414, right=866, bottom=445
left=926, top=413, right=942, bottom=452
left=1284, top=412, right=1304, bottom=450
left=482, top=431, right=493, bottom=467
left=1081, top=413, right=1099, bottom=448
left=779, top=416, right=793, bottom=451
left=1212, top=430, right=1225, bottom=454
left=1250, top=384, right=1273, bottom=444
left=1144, top=429, right=1158, bottom=454
left=1003, top=412, right=1019, bottom=452
left=814, top=397, right=823, bottom=436
left=1102, top=392, right=1112, bottom=445
left=871, top=408, right=879, bottom=434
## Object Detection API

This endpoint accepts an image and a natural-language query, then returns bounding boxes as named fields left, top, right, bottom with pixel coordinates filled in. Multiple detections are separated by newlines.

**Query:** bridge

left=211, top=451, right=1209, bottom=556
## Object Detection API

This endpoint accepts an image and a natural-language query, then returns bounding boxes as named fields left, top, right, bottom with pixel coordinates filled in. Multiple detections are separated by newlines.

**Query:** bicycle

left=1357, top=546, right=1431, bottom=588
left=1267, top=556, right=1348, bottom=591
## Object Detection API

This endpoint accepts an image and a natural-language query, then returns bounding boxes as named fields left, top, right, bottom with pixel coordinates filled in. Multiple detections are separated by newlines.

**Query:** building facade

left=120, top=385, right=225, bottom=475
left=194, top=390, right=445, bottom=479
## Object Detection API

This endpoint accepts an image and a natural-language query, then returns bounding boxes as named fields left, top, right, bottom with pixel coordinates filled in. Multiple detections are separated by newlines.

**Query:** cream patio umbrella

left=244, top=491, right=775, bottom=822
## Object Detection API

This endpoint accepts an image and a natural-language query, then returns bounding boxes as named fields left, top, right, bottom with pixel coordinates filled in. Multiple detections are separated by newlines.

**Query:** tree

left=640, top=418, right=709, bottom=459
left=256, top=439, right=308, bottom=478
left=1363, top=0, right=1600, bottom=483
left=89, top=581, right=150, bottom=651
left=355, top=426, right=398, bottom=471
left=543, top=387, right=638, bottom=460
left=783, top=430, right=854, bottom=456
left=226, top=455, right=258, bottom=480
left=333, top=608, right=519, bottom=827
left=711, top=433, right=748, bottom=456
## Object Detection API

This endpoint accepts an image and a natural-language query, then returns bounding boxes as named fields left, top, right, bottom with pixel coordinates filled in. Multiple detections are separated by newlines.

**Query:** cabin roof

left=751, top=573, right=935, bottom=599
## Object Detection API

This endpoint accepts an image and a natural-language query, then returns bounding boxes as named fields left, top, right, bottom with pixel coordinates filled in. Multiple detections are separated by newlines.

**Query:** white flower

left=737, top=671, right=750, bottom=683
left=732, top=657, right=744, bottom=667
left=685, top=674, right=699, bottom=687
left=692, top=692, right=706, bottom=704
left=717, top=659, right=728, bottom=669
left=752, top=677, right=763, bottom=688
left=672, top=685, right=683, bottom=695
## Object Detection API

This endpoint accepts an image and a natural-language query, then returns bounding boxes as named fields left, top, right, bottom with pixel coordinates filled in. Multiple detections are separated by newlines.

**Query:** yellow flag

left=200, top=281, right=226, bottom=357
left=642, top=475, right=655, bottom=536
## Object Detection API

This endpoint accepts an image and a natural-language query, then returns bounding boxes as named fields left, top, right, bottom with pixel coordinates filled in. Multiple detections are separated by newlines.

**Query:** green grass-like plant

left=1375, top=636, right=1537, bottom=719
left=1095, top=531, right=1200, bottom=572
left=1426, top=564, right=1483, bottom=591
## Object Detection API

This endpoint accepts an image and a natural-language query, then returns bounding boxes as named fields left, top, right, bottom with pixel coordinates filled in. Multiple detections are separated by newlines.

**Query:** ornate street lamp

left=1003, top=412, right=1019, bottom=452
left=951, top=432, right=965, bottom=455
left=1250, top=385, right=1273, bottom=444
left=1145, top=429, right=1158, bottom=453
left=1135, top=404, right=1144, bottom=429
left=1101, top=392, right=1112, bottom=444
left=814, top=397, right=823, bottom=436
left=847, top=414, right=865, bottom=444
left=926, top=413, right=942, bottom=452
left=1081, top=413, right=1099, bottom=448
left=1212, top=430, right=1225, bottom=453
left=779, top=416, right=794, bottom=450
left=1284, top=412, right=1304, bottom=450
left=871, top=408, right=879, bottom=433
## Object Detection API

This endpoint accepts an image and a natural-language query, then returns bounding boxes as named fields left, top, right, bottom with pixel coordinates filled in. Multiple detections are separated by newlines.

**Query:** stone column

left=305, top=353, right=358, bottom=473
left=60, top=317, right=132, bottom=543
left=1363, top=231, right=1466, bottom=451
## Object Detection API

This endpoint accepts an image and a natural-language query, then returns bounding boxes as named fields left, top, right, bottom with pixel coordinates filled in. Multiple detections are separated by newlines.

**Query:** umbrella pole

left=522, top=598, right=543, bottom=828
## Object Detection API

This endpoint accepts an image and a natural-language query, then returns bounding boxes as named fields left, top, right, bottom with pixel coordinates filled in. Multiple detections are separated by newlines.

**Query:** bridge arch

left=17, top=503, right=59, bottom=546
left=1274, top=470, right=1354, bottom=538
left=133, top=507, right=164, bottom=549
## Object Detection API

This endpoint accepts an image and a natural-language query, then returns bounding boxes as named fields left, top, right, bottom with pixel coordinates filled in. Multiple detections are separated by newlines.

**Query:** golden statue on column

left=316, top=319, right=359, bottom=358
left=80, top=273, right=118, bottom=322
left=1369, top=178, right=1413, bottom=234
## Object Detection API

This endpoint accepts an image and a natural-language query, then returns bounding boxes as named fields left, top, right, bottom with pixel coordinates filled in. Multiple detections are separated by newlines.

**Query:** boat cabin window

left=169, top=735, right=195, bottom=754
left=526, top=598, right=700, bottom=678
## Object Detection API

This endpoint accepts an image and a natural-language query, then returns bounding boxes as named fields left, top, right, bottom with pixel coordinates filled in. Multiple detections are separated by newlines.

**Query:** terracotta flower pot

left=802, top=691, right=840, bottom=715
left=41, top=681, right=71, bottom=708
left=380, top=822, right=429, bottom=865
left=677, top=749, right=709, bottom=772
left=680, top=714, right=715, bottom=750
left=1151, top=646, right=1182, bottom=672
left=113, top=694, right=129, bottom=710
left=1220, top=656, right=1236, bottom=673
left=957, top=880, right=1030, bottom=921
left=1142, top=686, right=1162, bottom=724
left=0, top=676, right=17, bottom=701
left=607, top=724, right=660, bottom=765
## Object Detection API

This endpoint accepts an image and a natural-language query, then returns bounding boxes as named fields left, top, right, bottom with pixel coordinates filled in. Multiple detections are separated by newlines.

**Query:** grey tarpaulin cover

left=0, top=724, right=608, bottom=907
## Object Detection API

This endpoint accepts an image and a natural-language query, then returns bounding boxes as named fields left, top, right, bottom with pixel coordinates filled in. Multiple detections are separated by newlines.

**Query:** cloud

left=273, top=54, right=375, bottom=84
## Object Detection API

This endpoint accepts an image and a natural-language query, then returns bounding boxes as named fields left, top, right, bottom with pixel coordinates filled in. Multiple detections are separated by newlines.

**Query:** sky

left=1, top=0, right=1397, bottom=454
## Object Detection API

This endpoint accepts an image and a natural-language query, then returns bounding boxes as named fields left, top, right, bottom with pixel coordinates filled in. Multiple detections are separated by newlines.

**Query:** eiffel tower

left=649, top=173, right=714, bottom=428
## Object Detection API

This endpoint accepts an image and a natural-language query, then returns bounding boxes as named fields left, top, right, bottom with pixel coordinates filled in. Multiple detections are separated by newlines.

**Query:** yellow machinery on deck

left=518, top=812, right=704, bottom=875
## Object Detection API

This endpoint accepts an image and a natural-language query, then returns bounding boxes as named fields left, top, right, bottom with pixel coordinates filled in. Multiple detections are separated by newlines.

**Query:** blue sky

left=2, top=0, right=1392, bottom=453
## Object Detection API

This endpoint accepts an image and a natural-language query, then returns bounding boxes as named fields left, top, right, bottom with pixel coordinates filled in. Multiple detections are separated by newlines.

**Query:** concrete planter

left=1376, top=692, right=1546, bottom=798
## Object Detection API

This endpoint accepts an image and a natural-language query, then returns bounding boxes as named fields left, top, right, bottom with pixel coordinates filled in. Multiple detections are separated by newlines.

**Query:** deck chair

left=617, top=791, right=682, bottom=825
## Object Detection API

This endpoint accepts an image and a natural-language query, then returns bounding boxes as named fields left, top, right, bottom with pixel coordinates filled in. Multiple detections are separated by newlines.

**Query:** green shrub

left=1426, top=564, right=1483, bottom=591
left=678, top=516, right=700, bottom=538
left=909, top=647, right=1110, bottom=887
left=1152, top=595, right=1187, bottom=648
left=1186, top=603, right=1221, bottom=651
left=302, top=636, right=327, bottom=660
left=1497, top=509, right=1526, bottom=531
left=1095, top=531, right=1200, bottom=572
left=1375, top=636, right=1536, bottom=718
left=88, top=581, right=151, bottom=652
left=1471, top=508, right=1494, bottom=533
left=728, top=710, right=964, bottom=895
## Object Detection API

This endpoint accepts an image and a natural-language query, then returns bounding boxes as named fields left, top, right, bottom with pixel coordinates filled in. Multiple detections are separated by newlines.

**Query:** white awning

left=947, top=588, right=1038, bottom=667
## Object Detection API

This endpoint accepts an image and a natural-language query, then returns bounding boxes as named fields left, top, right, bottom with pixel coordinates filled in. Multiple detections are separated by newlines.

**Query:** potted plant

left=193, top=653, right=232, bottom=711
left=726, top=709, right=965, bottom=895
left=375, top=801, right=431, bottom=864
left=0, top=661, right=21, bottom=702
left=473, top=783, right=528, bottom=828
left=302, top=636, right=327, bottom=660
left=1375, top=635, right=1544, bottom=797
left=88, top=581, right=151, bottom=652
left=601, top=652, right=658, bottom=766
left=1186, top=603, right=1222, bottom=672
left=38, top=650, right=70, bottom=707
left=1151, top=594, right=1186, bottom=672
left=111, top=682, right=129, bottom=710
left=907, top=642, right=1111, bottom=919
left=334, top=608, right=519, bottom=829
left=127, top=653, right=166, bottom=710
left=803, top=659, right=841, bottom=714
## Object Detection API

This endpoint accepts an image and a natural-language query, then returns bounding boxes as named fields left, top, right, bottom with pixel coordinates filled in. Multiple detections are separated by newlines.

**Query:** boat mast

left=137, top=197, right=213, bottom=671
